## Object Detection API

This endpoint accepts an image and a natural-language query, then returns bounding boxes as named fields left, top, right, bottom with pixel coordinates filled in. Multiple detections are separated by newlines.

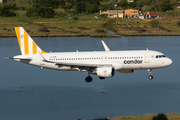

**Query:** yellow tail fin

left=14, top=27, right=47, bottom=55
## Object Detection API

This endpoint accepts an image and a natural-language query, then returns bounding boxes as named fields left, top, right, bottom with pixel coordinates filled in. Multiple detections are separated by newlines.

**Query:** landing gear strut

left=85, top=71, right=92, bottom=82
left=147, top=69, right=153, bottom=80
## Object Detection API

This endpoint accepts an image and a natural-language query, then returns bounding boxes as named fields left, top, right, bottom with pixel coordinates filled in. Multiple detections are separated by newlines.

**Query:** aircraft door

left=144, top=52, right=150, bottom=63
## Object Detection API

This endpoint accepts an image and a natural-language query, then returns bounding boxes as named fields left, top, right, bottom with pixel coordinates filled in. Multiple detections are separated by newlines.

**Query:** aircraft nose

left=166, top=58, right=173, bottom=66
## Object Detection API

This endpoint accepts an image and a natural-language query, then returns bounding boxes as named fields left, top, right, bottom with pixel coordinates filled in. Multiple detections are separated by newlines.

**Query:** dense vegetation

left=0, top=0, right=179, bottom=18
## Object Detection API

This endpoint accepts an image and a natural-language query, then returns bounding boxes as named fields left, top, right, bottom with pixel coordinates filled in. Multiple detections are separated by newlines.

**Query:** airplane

left=9, top=27, right=172, bottom=82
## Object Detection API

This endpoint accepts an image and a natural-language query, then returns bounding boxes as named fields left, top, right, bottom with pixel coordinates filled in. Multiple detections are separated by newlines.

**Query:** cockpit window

left=156, top=55, right=166, bottom=58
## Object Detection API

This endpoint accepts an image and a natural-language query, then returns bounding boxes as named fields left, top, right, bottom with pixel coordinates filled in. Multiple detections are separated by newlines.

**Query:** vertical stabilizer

left=14, top=27, right=47, bottom=55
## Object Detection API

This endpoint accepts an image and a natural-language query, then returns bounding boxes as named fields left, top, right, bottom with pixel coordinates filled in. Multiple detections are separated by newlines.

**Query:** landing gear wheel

left=85, top=76, right=92, bottom=82
left=148, top=75, right=153, bottom=80
left=99, top=77, right=105, bottom=80
left=147, top=69, right=153, bottom=80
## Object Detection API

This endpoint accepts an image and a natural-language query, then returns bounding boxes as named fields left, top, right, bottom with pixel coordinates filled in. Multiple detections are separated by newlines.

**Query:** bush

left=14, top=10, right=27, bottom=17
left=27, top=7, right=55, bottom=18
left=86, top=4, right=99, bottom=13
left=31, top=0, right=60, bottom=9
left=37, top=7, right=55, bottom=18
left=38, top=26, right=50, bottom=32
left=0, top=3, right=16, bottom=17
left=177, top=21, right=180, bottom=26
left=99, top=14, right=107, bottom=18
left=73, top=16, right=79, bottom=20
left=95, top=29, right=106, bottom=33
left=54, top=9, right=66, bottom=17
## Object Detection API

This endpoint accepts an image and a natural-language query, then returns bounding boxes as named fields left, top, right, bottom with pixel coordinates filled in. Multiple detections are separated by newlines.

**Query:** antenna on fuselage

left=101, top=40, right=110, bottom=51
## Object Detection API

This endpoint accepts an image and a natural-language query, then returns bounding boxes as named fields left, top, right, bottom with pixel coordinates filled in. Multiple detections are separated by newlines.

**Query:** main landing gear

left=85, top=76, right=92, bottom=82
left=85, top=71, right=106, bottom=82
left=85, top=71, right=92, bottom=82
left=147, top=69, right=153, bottom=80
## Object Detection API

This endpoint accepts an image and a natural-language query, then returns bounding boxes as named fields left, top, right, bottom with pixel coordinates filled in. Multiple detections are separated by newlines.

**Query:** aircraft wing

left=54, top=61, right=112, bottom=68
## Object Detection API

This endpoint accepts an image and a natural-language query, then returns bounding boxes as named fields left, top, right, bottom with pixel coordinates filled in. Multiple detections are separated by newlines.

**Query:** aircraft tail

left=14, top=27, right=47, bottom=55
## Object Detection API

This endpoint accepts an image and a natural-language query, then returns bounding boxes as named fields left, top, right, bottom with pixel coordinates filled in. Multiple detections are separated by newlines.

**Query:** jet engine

left=96, top=67, right=115, bottom=78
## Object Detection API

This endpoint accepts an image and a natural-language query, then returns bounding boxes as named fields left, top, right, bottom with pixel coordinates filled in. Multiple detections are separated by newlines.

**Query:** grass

left=1, top=14, right=180, bottom=38
left=108, top=113, right=180, bottom=120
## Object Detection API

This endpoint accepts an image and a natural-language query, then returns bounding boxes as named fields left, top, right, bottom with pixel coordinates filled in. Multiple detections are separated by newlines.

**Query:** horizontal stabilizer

left=5, top=57, right=13, bottom=59
left=13, top=56, right=32, bottom=60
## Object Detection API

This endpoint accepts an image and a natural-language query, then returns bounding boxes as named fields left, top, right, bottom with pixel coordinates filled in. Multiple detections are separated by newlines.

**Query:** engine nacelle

left=96, top=67, right=115, bottom=78
left=118, top=70, right=134, bottom=74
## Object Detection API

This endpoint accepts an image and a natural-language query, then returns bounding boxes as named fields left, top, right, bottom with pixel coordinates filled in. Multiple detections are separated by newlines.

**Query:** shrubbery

left=95, top=29, right=106, bottom=33
left=72, top=16, right=78, bottom=20
left=27, top=7, right=55, bottom=18
left=177, top=21, right=180, bottom=26
left=31, top=0, right=60, bottom=9
left=38, top=26, right=50, bottom=32
left=0, top=3, right=17, bottom=17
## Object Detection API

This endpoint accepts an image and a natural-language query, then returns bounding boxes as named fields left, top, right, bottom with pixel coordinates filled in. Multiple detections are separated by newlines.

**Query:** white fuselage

left=14, top=50, right=172, bottom=72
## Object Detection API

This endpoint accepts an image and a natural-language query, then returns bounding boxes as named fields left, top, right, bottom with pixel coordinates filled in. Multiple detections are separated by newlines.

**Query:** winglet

left=101, top=40, right=110, bottom=51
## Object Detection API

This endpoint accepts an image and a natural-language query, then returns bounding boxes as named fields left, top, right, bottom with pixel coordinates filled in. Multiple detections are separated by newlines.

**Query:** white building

left=0, top=0, right=7, bottom=3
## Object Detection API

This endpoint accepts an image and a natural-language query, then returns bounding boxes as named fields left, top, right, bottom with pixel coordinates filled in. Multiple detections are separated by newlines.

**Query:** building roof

left=148, top=11, right=159, bottom=15
left=108, top=10, right=123, bottom=13
left=101, top=12, right=108, bottom=15
left=123, top=9, right=138, bottom=11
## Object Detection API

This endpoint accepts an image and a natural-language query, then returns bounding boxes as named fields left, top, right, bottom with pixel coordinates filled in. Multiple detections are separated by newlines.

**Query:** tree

left=31, top=0, right=60, bottom=9
left=37, top=7, right=55, bottom=18
left=118, top=0, right=128, bottom=9
left=159, top=0, right=173, bottom=12
left=86, top=4, right=99, bottom=13
left=59, top=0, right=66, bottom=9
left=100, top=2, right=114, bottom=10
left=76, top=2, right=86, bottom=13
left=170, top=0, right=179, bottom=6
left=0, top=4, right=16, bottom=17
left=27, top=7, right=55, bottom=18
left=142, top=0, right=153, bottom=5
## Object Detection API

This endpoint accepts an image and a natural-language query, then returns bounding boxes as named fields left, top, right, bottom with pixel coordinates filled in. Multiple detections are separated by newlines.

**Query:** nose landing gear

left=148, top=69, right=153, bottom=80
